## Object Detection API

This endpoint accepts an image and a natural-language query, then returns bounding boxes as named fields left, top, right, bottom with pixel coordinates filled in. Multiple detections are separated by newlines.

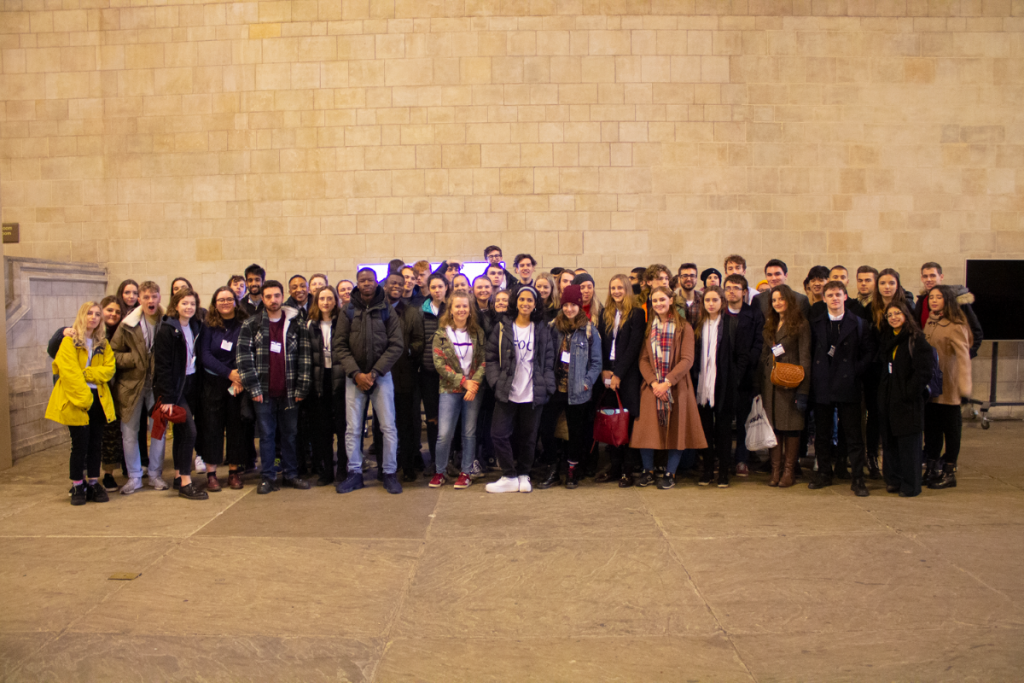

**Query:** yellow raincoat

left=44, top=336, right=117, bottom=426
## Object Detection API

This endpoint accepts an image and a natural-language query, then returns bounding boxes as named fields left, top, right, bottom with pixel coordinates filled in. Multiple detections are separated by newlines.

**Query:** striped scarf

left=650, top=316, right=676, bottom=426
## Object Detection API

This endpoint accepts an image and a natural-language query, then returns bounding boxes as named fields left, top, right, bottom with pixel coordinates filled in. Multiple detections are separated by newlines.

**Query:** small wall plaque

left=2, top=223, right=18, bottom=244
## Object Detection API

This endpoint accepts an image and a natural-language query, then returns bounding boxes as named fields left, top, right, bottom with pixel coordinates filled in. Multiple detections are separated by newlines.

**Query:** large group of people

left=46, top=247, right=980, bottom=506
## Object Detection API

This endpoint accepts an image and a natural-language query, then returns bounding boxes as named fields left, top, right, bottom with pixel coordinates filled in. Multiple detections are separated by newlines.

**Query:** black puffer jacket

left=485, top=315, right=555, bottom=406
left=393, top=300, right=425, bottom=394
left=333, top=286, right=403, bottom=382
left=419, top=298, right=445, bottom=375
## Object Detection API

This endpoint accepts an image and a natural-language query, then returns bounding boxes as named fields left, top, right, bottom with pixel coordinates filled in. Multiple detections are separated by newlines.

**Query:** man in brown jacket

left=109, top=281, right=168, bottom=494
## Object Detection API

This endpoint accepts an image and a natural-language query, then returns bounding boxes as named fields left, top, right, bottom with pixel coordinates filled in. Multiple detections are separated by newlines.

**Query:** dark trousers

left=492, top=400, right=543, bottom=478
left=68, top=389, right=105, bottom=480
left=605, top=416, right=637, bottom=476
left=580, top=394, right=598, bottom=473
left=419, top=371, right=440, bottom=463
left=924, top=402, right=961, bottom=465
left=882, top=430, right=923, bottom=496
left=539, top=392, right=590, bottom=467
left=698, top=403, right=733, bottom=479
left=138, top=416, right=149, bottom=469
left=171, top=377, right=199, bottom=474
left=733, top=389, right=754, bottom=464
left=863, top=369, right=881, bottom=458
left=253, top=396, right=299, bottom=480
left=478, top=385, right=496, bottom=467
left=813, top=401, right=864, bottom=481
left=308, top=374, right=345, bottom=480
left=395, top=390, right=419, bottom=473
left=201, top=373, right=246, bottom=468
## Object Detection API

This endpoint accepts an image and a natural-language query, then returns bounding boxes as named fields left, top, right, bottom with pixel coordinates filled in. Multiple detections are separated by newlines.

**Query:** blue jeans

left=435, top=391, right=483, bottom=475
left=345, top=372, right=398, bottom=475
left=253, top=397, right=299, bottom=480
left=640, top=448, right=682, bottom=475
left=121, top=387, right=166, bottom=479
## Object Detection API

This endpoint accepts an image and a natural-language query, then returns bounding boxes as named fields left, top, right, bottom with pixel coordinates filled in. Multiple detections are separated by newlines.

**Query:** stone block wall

left=1, top=2, right=1023, bottom=419
left=5, top=258, right=107, bottom=460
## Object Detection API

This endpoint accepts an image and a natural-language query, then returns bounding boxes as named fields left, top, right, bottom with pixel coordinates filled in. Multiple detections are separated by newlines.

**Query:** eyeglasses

left=885, top=312, right=904, bottom=319
left=215, top=298, right=235, bottom=304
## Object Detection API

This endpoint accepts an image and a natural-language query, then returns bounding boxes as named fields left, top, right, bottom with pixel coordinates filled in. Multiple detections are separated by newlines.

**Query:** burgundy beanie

left=560, top=284, right=583, bottom=308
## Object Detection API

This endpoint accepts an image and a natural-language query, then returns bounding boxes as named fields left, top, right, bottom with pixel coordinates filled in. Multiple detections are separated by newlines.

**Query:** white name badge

left=561, top=350, right=571, bottom=363
left=270, top=341, right=282, bottom=354
left=220, top=340, right=233, bottom=352
left=771, top=344, right=785, bottom=357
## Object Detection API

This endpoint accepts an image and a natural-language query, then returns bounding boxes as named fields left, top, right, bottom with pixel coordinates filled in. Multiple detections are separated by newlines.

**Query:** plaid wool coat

left=236, top=306, right=312, bottom=407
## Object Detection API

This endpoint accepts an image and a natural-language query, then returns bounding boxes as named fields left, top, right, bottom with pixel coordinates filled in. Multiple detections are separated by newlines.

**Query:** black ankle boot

left=537, top=464, right=560, bottom=489
left=923, top=459, right=942, bottom=487
left=928, top=463, right=957, bottom=489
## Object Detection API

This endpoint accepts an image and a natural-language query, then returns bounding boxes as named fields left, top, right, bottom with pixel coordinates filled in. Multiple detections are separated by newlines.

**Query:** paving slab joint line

left=4, top=486, right=258, bottom=678
left=632, top=486, right=761, bottom=683
left=2, top=536, right=191, bottom=680
left=366, top=485, right=445, bottom=683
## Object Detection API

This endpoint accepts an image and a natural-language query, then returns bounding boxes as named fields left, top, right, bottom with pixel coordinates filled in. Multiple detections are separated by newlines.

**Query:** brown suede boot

left=779, top=443, right=798, bottom=488
left=768, top=446, right=782, bottom=487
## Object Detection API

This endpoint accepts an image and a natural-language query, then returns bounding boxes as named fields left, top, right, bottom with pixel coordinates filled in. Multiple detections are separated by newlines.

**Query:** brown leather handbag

left=770, top=360, right=805, bottom=389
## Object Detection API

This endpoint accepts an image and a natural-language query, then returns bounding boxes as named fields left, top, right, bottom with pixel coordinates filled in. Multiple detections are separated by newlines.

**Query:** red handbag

left=593, top=390, right=630, bottom=447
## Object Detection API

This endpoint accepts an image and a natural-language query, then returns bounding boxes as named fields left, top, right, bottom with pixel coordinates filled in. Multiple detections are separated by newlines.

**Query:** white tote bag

left=744, top=396, right=778, bottom=451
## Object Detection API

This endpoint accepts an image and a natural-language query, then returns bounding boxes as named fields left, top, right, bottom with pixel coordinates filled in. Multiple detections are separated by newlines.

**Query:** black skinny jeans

left=420, top=371, right=441, bottom=463
left=924, top=402, right=961, bottom=465
left=201, top=373, right=246, bottom=468
left=308, top=372, right=346, bottom=479
left=171, top=376, right=199, bottom=475
left=698, top=403, right=733, bottom=478
left=491, top=400, right=543, bottom=478
left=69, top=389, right=105, bottom=481
left=539, top=392, right=591, bottom=467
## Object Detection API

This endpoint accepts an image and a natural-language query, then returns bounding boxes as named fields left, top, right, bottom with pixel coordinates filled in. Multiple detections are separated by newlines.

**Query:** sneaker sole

left=453, top=484, right=470, bottom=489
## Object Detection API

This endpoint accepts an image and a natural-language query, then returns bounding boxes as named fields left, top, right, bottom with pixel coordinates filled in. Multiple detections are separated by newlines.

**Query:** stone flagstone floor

left=1, top=419, right=1022, bottom=682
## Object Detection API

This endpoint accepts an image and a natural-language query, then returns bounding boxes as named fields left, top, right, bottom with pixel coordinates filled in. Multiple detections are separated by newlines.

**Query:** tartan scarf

left=650, top=316, right=676, bottom=426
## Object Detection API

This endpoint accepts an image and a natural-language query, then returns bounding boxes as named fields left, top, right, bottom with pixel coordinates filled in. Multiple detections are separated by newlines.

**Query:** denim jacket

left=548, top=320, right=603, bottom=405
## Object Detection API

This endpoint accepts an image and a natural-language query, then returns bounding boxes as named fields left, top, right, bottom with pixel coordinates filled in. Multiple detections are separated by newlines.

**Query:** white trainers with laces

left=517, top=475, right=532, bottom=493
left=194, top=456, right=207, bottom=473
left=120, top=477, right=144, bottom=495
left=148, top=474, right=169, bottom=491
left=485, top=476, right=520, bottom=494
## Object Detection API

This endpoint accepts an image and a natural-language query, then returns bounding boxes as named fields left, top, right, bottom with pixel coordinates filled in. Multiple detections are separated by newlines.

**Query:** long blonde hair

left=439, top=291, right=482, bottom=340
left=71, top=301, right=107, bottom=349
left=535, top=272, right=557, bottom=311
left=602, top=274, right=635, bottom=331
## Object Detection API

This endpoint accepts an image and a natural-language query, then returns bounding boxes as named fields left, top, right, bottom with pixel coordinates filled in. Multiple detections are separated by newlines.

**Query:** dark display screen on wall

left=965, top=260, right=1024, bottom=342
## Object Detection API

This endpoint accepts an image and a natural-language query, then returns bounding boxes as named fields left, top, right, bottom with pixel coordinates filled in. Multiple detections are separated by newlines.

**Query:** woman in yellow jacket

left=45, top=301, right=117, bottom=506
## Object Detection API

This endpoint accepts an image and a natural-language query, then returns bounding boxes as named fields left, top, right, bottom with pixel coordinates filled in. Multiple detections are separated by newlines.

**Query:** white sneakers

left=120, top=477, right=143, bottom=495
left=485, top=476, right=520, bottom=493
left=485, top=475, right=532, bottom=493
left=148, top=474, right=169, bottom=491
left=194, top=456, right=207, bottom=473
